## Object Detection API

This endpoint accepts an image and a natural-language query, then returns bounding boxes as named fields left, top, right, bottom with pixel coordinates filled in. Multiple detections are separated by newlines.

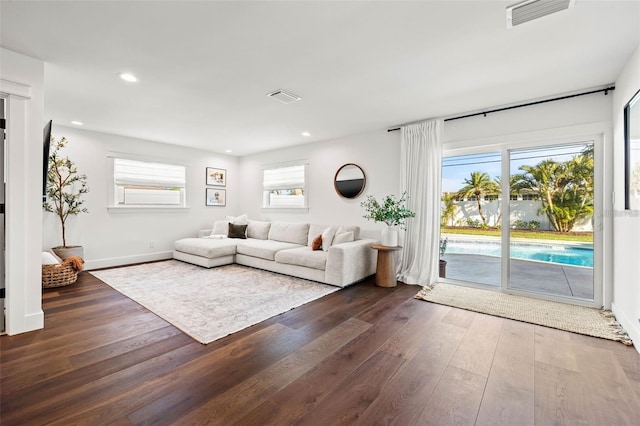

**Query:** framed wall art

left=625, top=89, right=640, bottom=210
left=206, top=167, right=226, bottom=187
left=206, top=188, right=226, bottom=206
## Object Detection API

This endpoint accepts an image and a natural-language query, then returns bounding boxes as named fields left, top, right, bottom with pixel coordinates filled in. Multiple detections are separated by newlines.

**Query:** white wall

left=43, top=125, right=240, bottom=270
left=444, top=89, right=613, bottom=143
left=0, top=48, right=45, bottom=334
left=238, top=129, right=400, bottom=238
left=611, top=44, right=640, bottom=349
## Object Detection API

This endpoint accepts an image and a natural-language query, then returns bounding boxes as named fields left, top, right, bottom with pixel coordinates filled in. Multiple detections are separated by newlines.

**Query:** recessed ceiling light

left=71, top=121, right=83, bottom=126
left=119, top=73, right=138, bottom=83
left=301, top=132, right=311, bottom=137
left=225, top=149, right=232, bottom=153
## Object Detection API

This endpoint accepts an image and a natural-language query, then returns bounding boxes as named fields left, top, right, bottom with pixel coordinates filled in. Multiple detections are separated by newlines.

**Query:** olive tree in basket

left=43, top=136, right=89, bottom=258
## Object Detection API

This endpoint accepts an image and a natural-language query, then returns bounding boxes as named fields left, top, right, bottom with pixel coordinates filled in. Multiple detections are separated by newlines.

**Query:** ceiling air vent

left=266, top=89, right=302, bottom=104
left=507, top=0, right=576, bottom=28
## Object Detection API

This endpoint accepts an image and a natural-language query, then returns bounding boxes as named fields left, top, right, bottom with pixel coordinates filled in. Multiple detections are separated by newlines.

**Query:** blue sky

left=441, top=143, right=591, bottom=193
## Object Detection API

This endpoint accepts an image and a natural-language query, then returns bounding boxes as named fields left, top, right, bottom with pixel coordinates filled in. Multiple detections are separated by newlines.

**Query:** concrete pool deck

left=441, top=253, right=594, bottom=300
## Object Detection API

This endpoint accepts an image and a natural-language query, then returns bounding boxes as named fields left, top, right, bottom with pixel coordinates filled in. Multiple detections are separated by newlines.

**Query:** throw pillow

left=336, top=225, right=360, bottom=240
left=211, top=220, right=230, bottom=236
left=226, top=214, right=248, bottom=225
left=41, top=251, right=60, bottom=265
left=321, top=227, right=337, bottom=252
left=228, top=223, right=248, bottom=239
left=333, top=231, right=354, bottom=245
left=312, top=235, right=323, bottom=251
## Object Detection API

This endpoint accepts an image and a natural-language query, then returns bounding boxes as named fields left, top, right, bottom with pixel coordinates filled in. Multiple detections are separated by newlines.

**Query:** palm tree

left=555, top=154, right=594, bottom=231
left=457, top=171, right=500, bottom=226
left=512, top=156, right=593, bottom=232
left=492, top=175, right=519, bottom=227
left=512, top=159, right=567, bottom=231
left=440, top=192, right=457, bottom=227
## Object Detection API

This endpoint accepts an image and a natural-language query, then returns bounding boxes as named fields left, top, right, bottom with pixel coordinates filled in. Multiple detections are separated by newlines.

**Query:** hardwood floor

left=2, top=270, right=639, bottom=425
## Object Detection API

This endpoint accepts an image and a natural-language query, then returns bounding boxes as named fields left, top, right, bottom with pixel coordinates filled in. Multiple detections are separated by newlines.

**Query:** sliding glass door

left=441, top=152, right=502, bottom=287
left=507, top=143, right=595, bottom=301
left=441, top=139, right=600, bottom=306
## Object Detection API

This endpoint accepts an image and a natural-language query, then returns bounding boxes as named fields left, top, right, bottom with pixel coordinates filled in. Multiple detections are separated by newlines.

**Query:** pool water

left=445, top=241, right=594, bottom=268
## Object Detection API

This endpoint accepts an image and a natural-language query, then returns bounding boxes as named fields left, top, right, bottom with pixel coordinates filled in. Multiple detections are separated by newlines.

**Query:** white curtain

left=397, top=119, right=443, bottom=285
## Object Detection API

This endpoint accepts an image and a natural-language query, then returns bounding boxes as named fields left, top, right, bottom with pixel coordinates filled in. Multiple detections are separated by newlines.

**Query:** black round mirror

left=334, top=163, right=366, bottom=199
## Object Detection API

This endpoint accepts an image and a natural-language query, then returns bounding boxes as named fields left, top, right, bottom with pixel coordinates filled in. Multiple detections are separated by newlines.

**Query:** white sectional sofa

left=173, top=219, right=378, bottom=287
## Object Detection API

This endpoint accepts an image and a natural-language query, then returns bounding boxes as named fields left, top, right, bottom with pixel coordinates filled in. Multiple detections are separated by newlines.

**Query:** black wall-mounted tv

left=43, top=119, right=52, bottom=198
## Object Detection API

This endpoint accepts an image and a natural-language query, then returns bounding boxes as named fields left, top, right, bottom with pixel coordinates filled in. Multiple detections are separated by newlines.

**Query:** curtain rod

left=387, top=86, right=615, bottom=132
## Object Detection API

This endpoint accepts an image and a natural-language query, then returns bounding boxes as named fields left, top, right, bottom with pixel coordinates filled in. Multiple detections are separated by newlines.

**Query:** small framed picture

left=206, top=188, right=226, bottom=206
left=206, top=167, right=226, bottom=187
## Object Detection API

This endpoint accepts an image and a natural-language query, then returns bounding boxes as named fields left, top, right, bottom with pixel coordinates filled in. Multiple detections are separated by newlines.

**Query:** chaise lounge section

left=173, top=219, right=378, bottom=287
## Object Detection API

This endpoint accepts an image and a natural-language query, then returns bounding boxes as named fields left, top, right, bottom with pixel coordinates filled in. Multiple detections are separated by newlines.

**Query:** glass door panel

left=441, top=152, right=502, bottom=286
left=508, top=143, right=594, bottom=300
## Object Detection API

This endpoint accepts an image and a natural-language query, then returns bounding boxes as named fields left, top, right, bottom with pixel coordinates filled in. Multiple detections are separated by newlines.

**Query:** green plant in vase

left=361, top=192, right=415, bottom=246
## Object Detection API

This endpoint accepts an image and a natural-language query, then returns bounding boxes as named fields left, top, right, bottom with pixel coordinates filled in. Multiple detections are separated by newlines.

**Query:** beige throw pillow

left=211, top=220, right=230, bottom=236
left=333, top=231, right=354, bottom=245
left=321, top=227, right=337, bottom=251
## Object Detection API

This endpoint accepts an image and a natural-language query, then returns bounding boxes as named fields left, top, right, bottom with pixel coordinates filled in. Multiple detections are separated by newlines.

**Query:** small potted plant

left=361, top=192, right=415, bottom=246
left=43, top=136, right=89, bottom=259
left=439, top=237, right=448, bottom=278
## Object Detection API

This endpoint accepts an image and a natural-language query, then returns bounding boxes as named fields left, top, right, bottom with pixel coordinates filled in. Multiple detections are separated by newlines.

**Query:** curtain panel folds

left=397, top=120, right=443, bottom=285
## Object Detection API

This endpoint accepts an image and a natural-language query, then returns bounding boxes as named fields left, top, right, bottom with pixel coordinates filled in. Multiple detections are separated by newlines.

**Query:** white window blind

left=263, top=165, right=305, bottom=190
left=112, top=157, right=187, bottom=207
left=114, top=159, right=185, bottom=188
left=262, top=164, right=307, bottom=208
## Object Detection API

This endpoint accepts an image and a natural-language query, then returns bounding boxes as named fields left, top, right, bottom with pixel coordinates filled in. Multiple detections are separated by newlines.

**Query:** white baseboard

left=612, top=302, right=640, bottom=354
left=7, top=310, right=44, bottom=336
left=84, top=251, right=173, bottom=271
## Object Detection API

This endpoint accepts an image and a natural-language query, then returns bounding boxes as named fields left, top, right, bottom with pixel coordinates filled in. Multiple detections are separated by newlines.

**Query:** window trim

left=261, top=161, right=308, bottom=210
left=107, top=152, right=190, bottom=211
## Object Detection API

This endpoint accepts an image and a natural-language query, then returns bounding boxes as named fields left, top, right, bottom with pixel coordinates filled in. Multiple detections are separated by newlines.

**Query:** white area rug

left=416, top=283, right=632, bottom=345
left=91, top=260, right=339, bottom=344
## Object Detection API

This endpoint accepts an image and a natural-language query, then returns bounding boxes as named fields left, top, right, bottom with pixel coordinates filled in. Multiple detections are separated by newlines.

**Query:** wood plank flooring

left=2, top=269, right=639, bottom=425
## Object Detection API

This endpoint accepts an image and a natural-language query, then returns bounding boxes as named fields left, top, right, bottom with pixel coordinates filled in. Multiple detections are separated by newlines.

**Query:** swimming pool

left=444, top=240, right=594, bottom=267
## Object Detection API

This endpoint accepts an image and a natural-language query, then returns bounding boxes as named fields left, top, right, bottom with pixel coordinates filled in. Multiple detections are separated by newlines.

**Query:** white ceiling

left=1, top=1, right=639, bottom=156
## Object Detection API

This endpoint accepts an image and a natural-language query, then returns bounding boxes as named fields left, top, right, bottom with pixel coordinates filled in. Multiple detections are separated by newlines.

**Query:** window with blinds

left=262, top=164, right=307, bottom=208
left=113, top=158, right=186, bottom=206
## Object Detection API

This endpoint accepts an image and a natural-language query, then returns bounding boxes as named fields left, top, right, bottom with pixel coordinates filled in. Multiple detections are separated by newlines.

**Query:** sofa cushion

left=275, top=246, right=328, bottom=270
left=308, top=224, right=328, bottom=246
left=247, top=220, right=271, bottom=240
left=322, top=227, right=337, bottom=252
left=174, top=238, right=237, bottom=259
left=333, top=231, right=355, bottom=245
left=308, top=224, right=360, bottom=245
left=236, top=239, right=301, bottom=261
left=268, top=222, right=309, bottom=245
left=211, top=220, right=230, bottom=236
left=226, top=214, right=248, bottom=225
left=228, top=223, right=247, bottom=239
left=336, top=225, right=360, bottom=241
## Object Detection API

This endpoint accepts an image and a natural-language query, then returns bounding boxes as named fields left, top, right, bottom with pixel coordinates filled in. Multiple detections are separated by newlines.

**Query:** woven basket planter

left=42, top=262, right=78, bottom=288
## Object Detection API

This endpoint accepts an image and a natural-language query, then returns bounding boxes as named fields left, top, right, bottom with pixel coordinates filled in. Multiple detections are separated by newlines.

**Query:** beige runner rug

left=91, top=260, right=339, bottom=344
left=415, top=283, right=632, bottom=345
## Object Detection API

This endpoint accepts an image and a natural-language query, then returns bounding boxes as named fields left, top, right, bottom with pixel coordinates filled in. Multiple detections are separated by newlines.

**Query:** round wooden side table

left=370, top=244, right=402, bottom=288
